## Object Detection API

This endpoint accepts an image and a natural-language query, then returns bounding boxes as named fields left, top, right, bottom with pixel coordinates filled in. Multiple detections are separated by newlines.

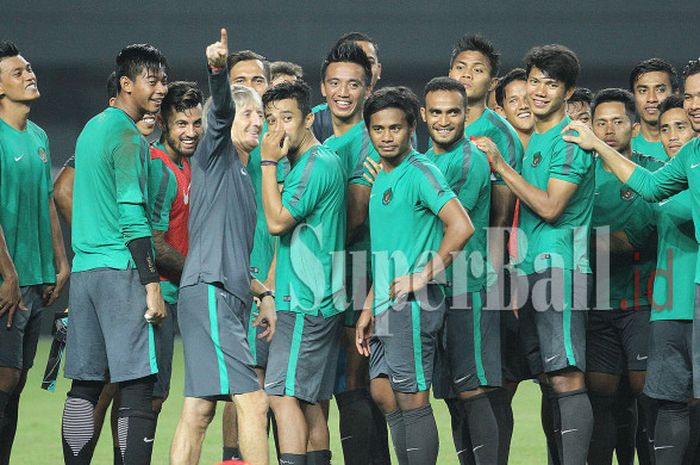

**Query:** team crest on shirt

left=37, top=147, right=47, bottom=163
left=531, top=152, right=542, bottom=167
left=382, top=188, right=393, bottom=205
left=620, top=187, right=635, bottom=201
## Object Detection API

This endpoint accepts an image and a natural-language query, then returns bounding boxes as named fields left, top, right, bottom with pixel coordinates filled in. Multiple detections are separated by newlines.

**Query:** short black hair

left=424, top=76, right=467, bottom=108
left=115, top=43, right=168, bottom=91
left=524, top=44, right=580, bottom=90
left=106, top=71, right=119, bottom=99
left=161, top=81, right=204, bottom=125
left=569, top=87, right=593, bottom=105
left=270, top=61, right=303, bottom=81
left=0, top=41, right=19, bottom=62
left=591, top=88, right=636, bottom=123
left=658, top=94, right=685, bottom=118
left=364, top=86, right=420, bottom=129
left=262, top=79, right=312, bottom=117
left=450, top=34, right=500, bottom=77
left=629, top=58, right=679, bottom=93
left=682, top=58, right=700, bottom=82
left=226, top=50, right=270, bottom=82
left=335, top=32, right=380, bottom=56
left=495, top=68, right=527, bottom=107
left=320, top=41, right=372, bottom=87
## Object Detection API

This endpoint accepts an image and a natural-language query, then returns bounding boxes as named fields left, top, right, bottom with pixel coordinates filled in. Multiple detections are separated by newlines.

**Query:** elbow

left=266, top=221, right=287, bottom=236
left=540, top=206, right=564, bottom=224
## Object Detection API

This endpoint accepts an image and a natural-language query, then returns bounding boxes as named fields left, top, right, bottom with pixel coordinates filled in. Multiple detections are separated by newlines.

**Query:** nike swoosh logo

left=658, top=199, right=671, bottom=206
left=473, top=444, right=485, bottom=452
left=340, top=436, right=353, bottom=442
left=545, top=354, right=559, bottom=363
left=636, top=354, right=648, bottom=361
left=406, top=448, right=421, bottom=452
left=454, top=374, right=473, bottom=384
left=691, top=162, right=700, bottom=169
left=654, top=445, right=674, bottom=450
left=561, top=429, right=579, bottom=434
left=264, top=382, right=278, bottom=388
left=392, top=377, right=409, bottom=384
left=14, top=155, right=24, bottom=162
left=143, top=437, right=154, bottom=443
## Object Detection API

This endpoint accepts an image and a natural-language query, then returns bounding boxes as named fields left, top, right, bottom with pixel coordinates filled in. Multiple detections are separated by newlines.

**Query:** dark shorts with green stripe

left=0, top=285, right=44, bottom=370
left=692, top=285, right=700, bottom=399
left=644, top=320, right=692, bottom=403
left=64, top=268, right=158, bottom=383
left=264, top=311, right=342, bottom=403
left=516, top=269, right=589, bottom=375
left=445, top=290, right=502, bottom=392
left=369, top=285, right=446, bottom=393
left=152, top=302, right=177, bottom=398
left=244, top=302, right=270, bottom=369
left=178, top=282, right=260, bottom=398
left=586, top=307, right=650, bottom=375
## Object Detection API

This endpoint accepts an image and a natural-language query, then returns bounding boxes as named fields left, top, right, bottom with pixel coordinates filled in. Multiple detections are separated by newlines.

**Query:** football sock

left=386, top=409, right=408, bottom=465
left=463, top=393, right=499, bottom=465
left=587, top=393, right=617, bottom=465
left=306, top=449, right=331, bottom=465
left=336, top=389, right=373, bottom=465
left=403, top=405, right=439, bottom=465
left=486, top=388, right=513, bottom=465
left=557, top=389, right=593, bottom=465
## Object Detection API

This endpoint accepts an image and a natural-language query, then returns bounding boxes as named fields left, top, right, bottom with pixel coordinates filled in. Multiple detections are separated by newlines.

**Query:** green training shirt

left=650, top=190, right=697, bottom=320
left=369, top=150, right=456, bottom=315
left=426, top=138, right=491, bottom=294
left=631, top=133, right=668, bottom=161
left=72, top=107, right=152, bottom=272
left=464, top=107, right=524, bottom=184
left=516, top=117, right=595, bottom=275
left=591, top=153, right=662, bottom=309
left=0, top=118, right=55, bottom=286
left=626, top=137, right=700, bottom=284
left=275, top=144, right=347, bottom=317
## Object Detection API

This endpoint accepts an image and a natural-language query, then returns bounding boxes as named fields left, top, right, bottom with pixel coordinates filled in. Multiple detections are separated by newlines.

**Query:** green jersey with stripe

left=426, top=138, right=491, bottom=294
left=369, top=150, right=457, bottom=315
left=516, top=117, right=595, bottom=275
left=0, top=118, right=55, bottom=286
left=650, top=190, right=697, bottom=320
left=276, top=144, right=347, bottom=317
left=72, top=107, right=153, bottom=272
left=626, top=138, right=700, bottom=284
left=591, top=153, right=662, bottom=309
left=464, top=107, right=524, bottom=183
left=631, top=133, right=668, bottom=161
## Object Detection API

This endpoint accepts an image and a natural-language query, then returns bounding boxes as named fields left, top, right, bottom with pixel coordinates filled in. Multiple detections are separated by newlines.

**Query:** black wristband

left=127, top=237, right=160, bottom=285
left=260, top=160, right=278, bottom=167
left=259, top=290, right=275, bottom=300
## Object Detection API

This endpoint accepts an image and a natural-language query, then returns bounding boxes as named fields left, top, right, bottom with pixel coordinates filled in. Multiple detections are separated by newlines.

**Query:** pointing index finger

left=220, top=28, right=228, bottom=46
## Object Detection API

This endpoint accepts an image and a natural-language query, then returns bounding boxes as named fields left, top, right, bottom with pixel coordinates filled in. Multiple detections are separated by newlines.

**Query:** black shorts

left=0, top=286, right=44, bottom=370
left=264, top=311, right=342, bottom=403
left=644, top=320, right=692, bottom=403
left=586, top=307, right=650, bottom=375
left=516, top=269, right=589, bottom=375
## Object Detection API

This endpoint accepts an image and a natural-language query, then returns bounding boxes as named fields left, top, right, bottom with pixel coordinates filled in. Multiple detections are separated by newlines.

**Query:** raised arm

left=205, top=28, right=235, bottom=135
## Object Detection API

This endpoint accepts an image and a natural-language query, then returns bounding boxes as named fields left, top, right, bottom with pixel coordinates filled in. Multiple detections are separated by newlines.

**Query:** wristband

left=126, top=237, right=160, bottom=285
left=260, top=160, right=278, bottom=167
left=259, top=290, right=275, bottom=300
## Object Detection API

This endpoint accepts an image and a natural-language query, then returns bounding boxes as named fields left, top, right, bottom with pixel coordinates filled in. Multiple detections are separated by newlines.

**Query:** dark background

left=3, top=0, right=699, bottom=327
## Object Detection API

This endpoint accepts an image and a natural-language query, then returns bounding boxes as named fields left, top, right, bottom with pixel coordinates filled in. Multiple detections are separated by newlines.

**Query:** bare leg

left=169, top=397, right=216, bottom=465
left=234, top=389, right=270, bottom=465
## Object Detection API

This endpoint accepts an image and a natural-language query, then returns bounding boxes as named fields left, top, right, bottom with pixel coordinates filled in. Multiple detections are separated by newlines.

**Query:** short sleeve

left=627, top=143, right=691, bottom=202
left=115, top=133, right=151, bottom=241
left=148, top=158, right=177, bottom=231
left=415, top=161, right=457, bottom=215
left=450, top=145, right=490, bottom=212
left=281, top=152, right=325, bottom=220
left=549, top=138, right=592, bottom=185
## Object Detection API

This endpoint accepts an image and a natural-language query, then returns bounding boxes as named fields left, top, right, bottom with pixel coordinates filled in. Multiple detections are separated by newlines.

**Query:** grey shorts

left=586, top=307, right=650, bottom=375
left=244, top=302, right=270, bottom=369
left=64, top=269, right=158, bottom=383
left=516, top=269, right=589, bottom=375
left=369, top=284, right=446, bottom=393
left=264, top=311, right=342, bottom=403
left=152, top=302, right=177, bottom=398
left=178, top=282, right=260, bottom=398
left=693, top=284, right=700, bottom=398
left=644, top=320, right=692, bottom=403
left=0, top=285, right=44, bottom=370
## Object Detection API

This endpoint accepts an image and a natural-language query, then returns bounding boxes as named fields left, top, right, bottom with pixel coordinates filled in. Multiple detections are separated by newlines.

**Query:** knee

left=68, top=380, right=105, bottom=405
left=118, top=376, right=155, bottom=413
left=182, top=399, right=216, bottom=430
left=235, top=390, right=269, bottom=419
left=549, top=369, right=585, bottom=394
left=0, top=368, right=21, bottom=393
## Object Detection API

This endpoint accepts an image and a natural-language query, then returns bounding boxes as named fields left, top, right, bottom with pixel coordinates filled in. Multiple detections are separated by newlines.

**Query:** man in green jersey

left=356, top=86, right=473, bottom=465
left=0, top=40, right=70, bottom=465
left=260, top=80, right=346, bottom=465
left=475, top=45, right=594, bottom=465
left=585, top=88, right=662, bottom=465
left=319, top=40, right=390, bottom=465
left=62, top=43, right=168, bottom=465
left=422, top=76, right=500, bottom=465
left=566, top=88, right=593, bottom=127
left=629, top=58, right=680, bottom=161
left=495, top=68, right=534, bottom=150
left=682, top=59, right=700, bottom=132
left=448, top=36, right=525, bottom=458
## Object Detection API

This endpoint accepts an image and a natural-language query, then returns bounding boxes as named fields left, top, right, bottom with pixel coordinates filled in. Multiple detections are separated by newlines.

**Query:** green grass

left=12, top=338, right=548, bottom=464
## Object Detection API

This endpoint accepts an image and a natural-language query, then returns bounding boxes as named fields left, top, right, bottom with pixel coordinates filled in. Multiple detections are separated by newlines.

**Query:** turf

left=12, top=337, right=548, bottom=464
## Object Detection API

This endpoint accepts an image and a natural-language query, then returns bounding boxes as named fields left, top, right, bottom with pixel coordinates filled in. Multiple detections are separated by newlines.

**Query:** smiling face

left=229, top=59, right=268, bottom=97
left=592, top=101, right=633, bottom=153
left=121, top=67, right=168, bottom=116
left=0, top=54, right=40, bottom=103
left=448, top=50, right=494, bottom=104
left=232, top=103, right=264, bottom=153
left=526, top=66, right=572, bottom=122
left=264, top=98, right=313, bottom=155
left=501, top=79, right=534, bottom=133
left=660, top=107, right=696, bottom=157
left=136, top=113, right=157, bottom=137
left=683, top=72, right=700, bottom=132
left=163, top=105, right=203, bottom=158
left=369, top=107, right=414, bottom=161
left=633, top=71, right=673, bottom=126
left=422, top=90, right=466, bottom=151
left=321, top=61, right=370, bottom=123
